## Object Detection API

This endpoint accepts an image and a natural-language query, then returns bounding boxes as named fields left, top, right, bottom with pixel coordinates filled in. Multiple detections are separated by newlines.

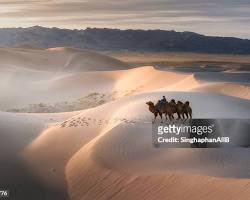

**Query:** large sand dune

left=0, top=47, right=130, bottom=72
left=0, top=48, right=131, bottom=110
left=20, top=92, right=250, bottom=200
left=1, top=48, right=250, bottom=200
left=1, top=48, right=250, bottom=110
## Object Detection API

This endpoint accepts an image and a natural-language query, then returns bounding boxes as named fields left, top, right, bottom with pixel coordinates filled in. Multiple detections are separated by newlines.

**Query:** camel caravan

left=146, top=96, right=192, bottom=123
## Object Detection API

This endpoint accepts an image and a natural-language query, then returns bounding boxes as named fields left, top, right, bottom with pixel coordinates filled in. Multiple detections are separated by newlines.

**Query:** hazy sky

left=0, top=0, right=250, bottom=38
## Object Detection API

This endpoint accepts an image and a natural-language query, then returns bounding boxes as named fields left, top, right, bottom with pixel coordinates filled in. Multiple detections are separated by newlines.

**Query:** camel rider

left=157, top=96, right=167, bottom=111
left=162, top=96, right=167, bottom=104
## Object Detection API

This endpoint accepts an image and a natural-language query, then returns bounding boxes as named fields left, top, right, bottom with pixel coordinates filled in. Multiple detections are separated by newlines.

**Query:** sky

left=0, top=0, right=250, bottom=38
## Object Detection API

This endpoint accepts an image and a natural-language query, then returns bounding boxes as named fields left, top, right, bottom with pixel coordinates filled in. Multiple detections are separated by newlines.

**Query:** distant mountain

left=1, top=26, right=250, bottom=54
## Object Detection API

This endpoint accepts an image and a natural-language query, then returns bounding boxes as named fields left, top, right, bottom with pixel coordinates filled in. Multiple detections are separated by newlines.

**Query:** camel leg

left=166, top=114, right=169, bottom=121
left=183, top=112, right=186, bottom=119
left=189, top=112, right=192, bottom=119
left=153, top=113, right=158, bottom=123
left=159, top=112, right=163, bottom=123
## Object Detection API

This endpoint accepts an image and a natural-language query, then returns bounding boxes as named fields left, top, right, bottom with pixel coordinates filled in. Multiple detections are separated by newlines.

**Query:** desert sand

left=0, top=48, right=250, bottom=200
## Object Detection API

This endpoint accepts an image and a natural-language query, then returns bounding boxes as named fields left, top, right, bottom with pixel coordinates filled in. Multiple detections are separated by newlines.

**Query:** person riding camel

left=162, top=96, right=167, bottom=103
left=157, top=96, right=167, bottom=111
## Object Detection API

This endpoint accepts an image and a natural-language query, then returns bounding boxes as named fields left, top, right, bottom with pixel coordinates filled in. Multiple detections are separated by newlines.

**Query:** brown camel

left=176, top=101, right=192, bottom=119
left=169, top=99, right=177, bottom=114
left=146, top=101, right=174, bottom=122
left=183, top=101, right=192, bottom=119
left=160, top=101, right=174, bottom=121
left=170, top=99, right=184, bottom=119
left=176, top=101, right=185, bottom=119
left=146, top=101, right=163, bottom=123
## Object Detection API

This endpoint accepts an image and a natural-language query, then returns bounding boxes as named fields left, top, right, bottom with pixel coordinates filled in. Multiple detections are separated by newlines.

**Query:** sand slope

left=0, top=47, right=130, bottom=72
left=19, top=91, right=250, bottom=200
left=1, top=48, right=250, bottom=200
left=0, top=48, right=131, bottom=110
left=65, top=93, right=250, bottom=199
left=0, top=110, right=80, bottom=200
left=1, top=58, right=250, bottom=110
left=193, top=83, right=250, bottom=100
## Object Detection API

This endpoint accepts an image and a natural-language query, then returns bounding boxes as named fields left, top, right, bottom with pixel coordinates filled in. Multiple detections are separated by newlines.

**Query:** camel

left=169, top=99, right=177, bottom=114
left=183, top=101, right=192, bottom=119
left=146, top=101, right=162, bottom=123
left=176, top=101, right=185, bottom=119
left=160, top=101, right=174, bottom=121
left=175, top=100, right=192, bottom=119
left=169, top=99, right=184, bottom=119
left=146, top=101, right=174, bottom=123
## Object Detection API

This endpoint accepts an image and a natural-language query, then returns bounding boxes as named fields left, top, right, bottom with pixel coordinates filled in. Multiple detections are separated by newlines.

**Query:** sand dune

left=158, top=74, right=202, bottom=92
left=64, top=93, right=250, bottom=200
left=67, top=146, right=250, bottom=200
left=0, top=110, right=80, bottom=200
left=2, top=58, right=250, bottom=111
left=0, top=48, right=131, bottom=110
left=1, top=48, right=250, bottom=200
left=0, top=47, right=130, bottom=72
left=19, top=91, right=250, bottom=200
left=113, top=66, right=187, bottom=97
left=193, top=82, right=250, bottom=100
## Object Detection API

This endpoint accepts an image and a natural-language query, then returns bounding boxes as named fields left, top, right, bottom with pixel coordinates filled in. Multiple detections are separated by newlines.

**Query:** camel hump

left=177, top=101, right=183, bottom=104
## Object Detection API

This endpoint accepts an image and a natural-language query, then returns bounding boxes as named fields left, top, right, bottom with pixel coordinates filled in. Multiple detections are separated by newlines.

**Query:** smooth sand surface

left=1, top=48, right=250, bottom=200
